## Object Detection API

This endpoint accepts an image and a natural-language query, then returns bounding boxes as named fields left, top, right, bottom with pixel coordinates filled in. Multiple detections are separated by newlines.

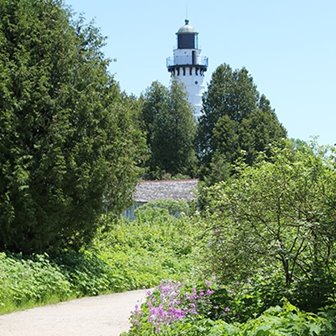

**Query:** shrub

left=0, top=209, right=202, bottom=313
left=54, top=251, right=117, bottom=296
left=134, top=199, right=195, bottom=219
left=240, top=301, right=334, bottom=336
left=0, top=252, right=72, bottom=313
left=202, top=141, right=336, bottom=312
left=126, top=280, right=217, bottom=334
left=125, top=289, right=335, bottom=336
left=94, top=212, right=202, bottom=289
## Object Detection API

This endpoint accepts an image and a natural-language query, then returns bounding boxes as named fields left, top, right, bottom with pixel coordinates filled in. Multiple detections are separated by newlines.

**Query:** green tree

left=197, top=64, right=286, bottom=181
left=206, top=115, right=240, bottom=182
left=0, top=0, right=143, bottom=253
left=141, top=80, right=196, bottom=178
left=140, top=81, right=170, bottom=172
left=203, top=141, right=336, bottom=311
left=239, top=95, right=287, bottom=165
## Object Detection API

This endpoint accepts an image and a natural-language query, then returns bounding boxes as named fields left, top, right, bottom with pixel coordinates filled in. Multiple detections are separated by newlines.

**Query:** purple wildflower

left=129, top=279, right=220, bottom=332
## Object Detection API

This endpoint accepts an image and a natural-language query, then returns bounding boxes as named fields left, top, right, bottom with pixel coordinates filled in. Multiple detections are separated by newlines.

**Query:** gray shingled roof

left=134, top=179, right=198, bottom=203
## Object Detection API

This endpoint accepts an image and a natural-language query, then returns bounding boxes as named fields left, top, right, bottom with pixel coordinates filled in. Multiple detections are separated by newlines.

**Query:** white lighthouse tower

left=166, top=20, right=208, bottom=120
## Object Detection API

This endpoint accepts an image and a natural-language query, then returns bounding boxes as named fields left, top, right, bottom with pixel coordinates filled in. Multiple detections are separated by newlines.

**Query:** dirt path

left=0, top=289, right=148, bottom=336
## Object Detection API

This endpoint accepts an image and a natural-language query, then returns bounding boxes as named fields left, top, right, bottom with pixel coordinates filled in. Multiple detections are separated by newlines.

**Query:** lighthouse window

left=178, top=34, right=195, bottom=49
left=195, top=81, right=198, bottom=85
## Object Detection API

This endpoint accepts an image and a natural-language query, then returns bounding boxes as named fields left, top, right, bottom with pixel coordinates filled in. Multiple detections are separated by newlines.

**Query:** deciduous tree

left=203, top=141, right=336, bottom=311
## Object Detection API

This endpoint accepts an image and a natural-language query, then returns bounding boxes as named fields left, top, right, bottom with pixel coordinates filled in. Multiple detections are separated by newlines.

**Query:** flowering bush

left=125, top=294, right=335, bottom=336
left=128, top=280, right=216, bottom=333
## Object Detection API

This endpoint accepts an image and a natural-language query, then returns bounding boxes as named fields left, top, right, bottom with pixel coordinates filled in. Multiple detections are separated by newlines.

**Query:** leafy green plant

left=54, top=251, right=117, bottom=296
left=202, top=141, right=336, bottom=312
left=240, top=301, right=334, bottom=336
left=134, top=199, right=195, bottom=218
left=94, top=210, right=203, bottom=289
left=0, top=204, right=203, bottom=314
left=0, top=252, right=72, bottom=313
left=124, top=297, right=335, bottom=336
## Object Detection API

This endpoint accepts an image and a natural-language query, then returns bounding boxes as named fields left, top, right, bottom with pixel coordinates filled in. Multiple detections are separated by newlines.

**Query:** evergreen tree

left=141, top=80, right=196, bottom=178
left=0, top=0, right=143, bottom=253
left=140, top=81, right=170, bottom=166
left=239, top=95, right=287, bottom=165
left=197, top=64, right=286, bottom=182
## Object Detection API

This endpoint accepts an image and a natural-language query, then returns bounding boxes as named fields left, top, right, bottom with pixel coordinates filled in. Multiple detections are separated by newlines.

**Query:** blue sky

left=65, top=0, right=335, bottom=145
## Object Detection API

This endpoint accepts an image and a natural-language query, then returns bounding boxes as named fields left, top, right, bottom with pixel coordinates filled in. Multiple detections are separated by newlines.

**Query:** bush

left=124, top=285, right=335, bottom=336
left=54, top=252, right=117, bottom=296
left=134, top=199, right=195, bottom=219
left=94, top=211, right=202, bottom=289
left=202, top=141, right=336, bottom=312
left=0, top=208, right=202, bottom=313
left=0, top=252, right=72, bottom=313
left=125, top=280, right=219, bottom=335
left=240, top=301, right=335, bottom=336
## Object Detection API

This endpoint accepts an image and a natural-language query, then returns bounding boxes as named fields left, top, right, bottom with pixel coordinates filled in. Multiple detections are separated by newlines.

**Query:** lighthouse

left=166, top=20, right=208, bottom=120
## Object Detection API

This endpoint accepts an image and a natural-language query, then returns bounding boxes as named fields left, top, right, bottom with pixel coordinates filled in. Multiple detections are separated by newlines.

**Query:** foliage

left=197, top=64, right=286, bottom=183
left=0, top=0, right=144, bottom=254
left=54, top=251, right=117, bottom=297
left=134, top=199, right=195, bottom=218
left=0, top=252, right=72, bottom=313
left=131, top=281, right=213, bottom=332
left=0, top=250, right=124, bottom=313
left=202, top=141, right=336, bottom=312
left=239, top=302, right=334, bottom=336
left=140, top=80, right=197, bottom=179
left=124, top=283, right=334, bottom=336
left=206, top=272, right=292, bottom=324
left=0, top=251, right=122, bottom=314
left=0, top=205, right=202, bottom=314
left=94, top=209, right=203, bottom=290
left=125, top=280, right=217, bottom=334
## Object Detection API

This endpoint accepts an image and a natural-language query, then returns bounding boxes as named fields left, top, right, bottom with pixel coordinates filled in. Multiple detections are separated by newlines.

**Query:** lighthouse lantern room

left=166, top=20, right=208, bottom=120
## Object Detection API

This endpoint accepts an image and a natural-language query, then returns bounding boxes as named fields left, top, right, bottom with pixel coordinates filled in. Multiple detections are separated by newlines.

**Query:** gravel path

left=0, top=289, right=148, bottom=336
